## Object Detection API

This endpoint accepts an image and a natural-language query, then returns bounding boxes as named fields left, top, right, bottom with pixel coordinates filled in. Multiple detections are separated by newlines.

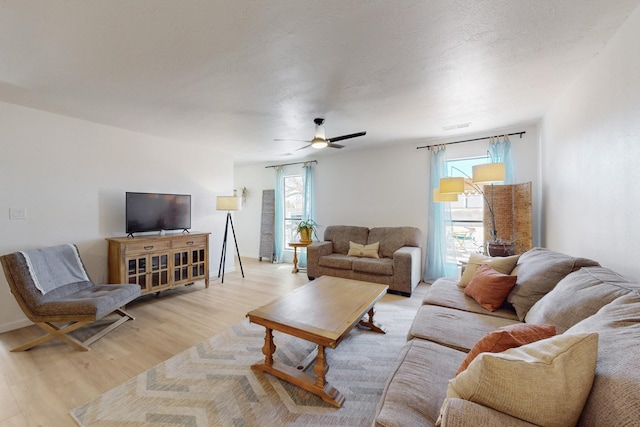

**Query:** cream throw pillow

left=458, top=253, right=520, bottom=287
left=443, top=332, right=598, bottom=427
left=347, top=241, right=380, bottom=259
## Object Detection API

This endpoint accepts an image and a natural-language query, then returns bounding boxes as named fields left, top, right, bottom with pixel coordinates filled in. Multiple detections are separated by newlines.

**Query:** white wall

left=0, top=102, right=234, bottom=332
left=232, top=163, right=275, bottom=260
left=234, top=124, right=540, bottom=267
left=541, top=5, right=640, bottom=281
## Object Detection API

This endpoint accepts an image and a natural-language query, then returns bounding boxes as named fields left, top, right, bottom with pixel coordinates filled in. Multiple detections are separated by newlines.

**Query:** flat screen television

left=126, top=192, right=191, bottom=236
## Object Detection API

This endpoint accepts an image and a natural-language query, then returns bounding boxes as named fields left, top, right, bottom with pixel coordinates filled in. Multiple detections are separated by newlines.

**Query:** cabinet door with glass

left=126, top=252, right=170, bottom=293
left=191, top=247, right=207, bottom=281
left=172, top=235, right=209, bottom=286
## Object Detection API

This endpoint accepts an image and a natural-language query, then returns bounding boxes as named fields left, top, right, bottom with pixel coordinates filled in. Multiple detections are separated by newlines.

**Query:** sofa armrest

left=441, top=398, right=537, bottom=427
left=306, top=241, right=333, bottom=278
left=392, top=246, right=421, bottom=295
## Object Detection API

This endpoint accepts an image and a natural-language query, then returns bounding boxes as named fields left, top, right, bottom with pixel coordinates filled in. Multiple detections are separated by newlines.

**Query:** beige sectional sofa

left=374, top=247, right=640, bottom=426
left=306, top=225, right=422, bottom=296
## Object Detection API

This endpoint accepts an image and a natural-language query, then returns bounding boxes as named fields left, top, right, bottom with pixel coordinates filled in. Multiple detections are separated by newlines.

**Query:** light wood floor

left=0, top=258, right=426, bottom=427
left=0, top=259, right=307, bottom=426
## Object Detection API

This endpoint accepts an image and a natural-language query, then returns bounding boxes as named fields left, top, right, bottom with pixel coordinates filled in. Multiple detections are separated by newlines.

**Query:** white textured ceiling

left=1, top=1, right=638, bottom=164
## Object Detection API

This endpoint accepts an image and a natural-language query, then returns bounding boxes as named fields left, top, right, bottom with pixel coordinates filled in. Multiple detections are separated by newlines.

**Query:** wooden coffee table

left=246, top=276, right=388, bottom=407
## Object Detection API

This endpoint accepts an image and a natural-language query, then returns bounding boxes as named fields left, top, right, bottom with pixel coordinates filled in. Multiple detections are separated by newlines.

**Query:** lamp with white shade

left=216, top=195, right=244, bottom=283
left=439, top=177, right=465, bottom=195
left=472, top=162, right=506, bottom=184
left=436, top=160, right=506, bottom=244
left=433, top=188, right=459, bottom=202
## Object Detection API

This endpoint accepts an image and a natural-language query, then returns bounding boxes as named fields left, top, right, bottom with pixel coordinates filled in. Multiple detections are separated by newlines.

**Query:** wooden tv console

left=107, top=232, right=210, bottom=296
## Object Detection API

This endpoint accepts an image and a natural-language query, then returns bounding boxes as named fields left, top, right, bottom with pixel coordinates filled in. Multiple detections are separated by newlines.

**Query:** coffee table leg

left=313, top=345, right=329, bottom=388
left=359, top=307, right=387, bottom=334
left=261, top=328, right=276, bottom=366
left=251, top=332, right=345, bottom=408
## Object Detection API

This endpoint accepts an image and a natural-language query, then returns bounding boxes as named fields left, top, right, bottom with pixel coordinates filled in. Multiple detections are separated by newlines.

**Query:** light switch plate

left=9, top=207, right=26, bottom=220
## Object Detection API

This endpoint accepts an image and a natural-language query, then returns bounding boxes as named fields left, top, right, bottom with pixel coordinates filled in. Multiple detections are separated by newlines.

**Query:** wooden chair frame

left=1, top=246, right=140, bottom=352
left=10, top=308, right=135, bottom=352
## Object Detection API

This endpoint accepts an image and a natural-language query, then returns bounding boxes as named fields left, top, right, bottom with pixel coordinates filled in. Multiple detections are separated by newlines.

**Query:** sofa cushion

left=463, top=265, right=518, bottom=312
left=525, top=266, right=640, bottom=333
left=566, top=292, right=640, bottom=426
left=368, top=227, right=421, bottom=258
left=352, top=257, right=393, bottom=276
left=34, top=283, right=141, bottom=319
left=423, top=278, right=519, bottom=320
left=458, top=253, right=520, bottom=288
left=374, top=338, right=466, bottom=427
left=317, top=254, right=353, bottom=270
left=456, top=323, right=556, bottom=375
left=445, top=332, right=598, bottom=427
left=408, top=305, right=520, bottom=352
left=347, top=241, right=380, bottom=258
left=323, top=225, right=369, bottom=255
left=506, top=247, right=600, bottom=320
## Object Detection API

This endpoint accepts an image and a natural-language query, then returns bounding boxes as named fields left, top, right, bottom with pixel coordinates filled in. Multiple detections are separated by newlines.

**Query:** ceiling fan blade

left=327, top=131, right=366, bottom=143
left=274, top=138, right=311, bottom=143
left=295, top=144, right=312, bottom=151
left=327, top=143, right=344, bottom=149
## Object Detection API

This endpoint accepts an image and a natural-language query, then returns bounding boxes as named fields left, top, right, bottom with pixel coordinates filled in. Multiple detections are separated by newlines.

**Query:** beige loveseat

left=375, top=247, right=640, bottom=426
left=306, top=225, right=422, bottom=296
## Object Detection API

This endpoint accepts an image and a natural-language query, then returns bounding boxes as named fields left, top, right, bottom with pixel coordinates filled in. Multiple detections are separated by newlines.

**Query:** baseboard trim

left=0, top=318, right=32, bottom=334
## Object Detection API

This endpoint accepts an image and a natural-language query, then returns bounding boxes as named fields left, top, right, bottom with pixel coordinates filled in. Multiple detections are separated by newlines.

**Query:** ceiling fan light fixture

left=278, top=117, right=365, bottom=151
left=311, top=138, right=328, bottom=149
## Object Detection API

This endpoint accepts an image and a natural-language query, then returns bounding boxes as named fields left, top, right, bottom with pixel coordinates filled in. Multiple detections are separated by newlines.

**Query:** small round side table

left=288, top=242, right=311, bottom=273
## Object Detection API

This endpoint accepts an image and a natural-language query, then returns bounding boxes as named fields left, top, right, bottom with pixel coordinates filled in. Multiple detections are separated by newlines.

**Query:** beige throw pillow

left=458, top=253, right=520, bottom=287
left=347, top=241, right=380, bottom=259
left=443, top=333, right=598, bottom=427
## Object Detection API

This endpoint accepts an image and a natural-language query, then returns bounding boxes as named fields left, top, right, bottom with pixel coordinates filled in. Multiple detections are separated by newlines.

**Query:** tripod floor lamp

left=216, top=195, right=244, bottom=283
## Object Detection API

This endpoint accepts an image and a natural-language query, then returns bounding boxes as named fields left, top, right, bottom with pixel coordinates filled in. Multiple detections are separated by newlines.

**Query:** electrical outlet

left=9, top=207, right=26, bottom=220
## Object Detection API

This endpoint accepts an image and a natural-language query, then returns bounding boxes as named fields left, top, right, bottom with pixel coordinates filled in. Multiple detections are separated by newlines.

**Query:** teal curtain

left=274, top=166, right=285, bottom=263
left=424, top=146, right=457, bottom=281
left=299, top=162, right=314, bottom=267
left=490, top=135, right=515, bottom=184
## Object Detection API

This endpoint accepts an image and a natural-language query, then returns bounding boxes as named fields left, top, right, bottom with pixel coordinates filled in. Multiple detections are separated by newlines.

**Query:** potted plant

left=297, top=219, right=319, bottom=243
left=487, top=239, right=517, bottom=257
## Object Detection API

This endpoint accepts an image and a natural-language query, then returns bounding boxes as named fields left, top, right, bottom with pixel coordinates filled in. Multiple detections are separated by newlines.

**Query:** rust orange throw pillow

left=464, top=264, right=518, bottom=311
left=456, top=323, right=557, bottom=375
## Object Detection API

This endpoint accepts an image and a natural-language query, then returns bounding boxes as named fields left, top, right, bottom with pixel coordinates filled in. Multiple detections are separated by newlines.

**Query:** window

left=446, top=157, right=488, bottom=261
left=283, top=174, right=304, bottom=247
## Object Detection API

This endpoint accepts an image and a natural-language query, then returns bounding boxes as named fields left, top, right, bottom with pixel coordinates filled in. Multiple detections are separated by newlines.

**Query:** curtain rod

left=265, top=160, right=317, bottom=169
left=416, top=131, right=526, bottom=150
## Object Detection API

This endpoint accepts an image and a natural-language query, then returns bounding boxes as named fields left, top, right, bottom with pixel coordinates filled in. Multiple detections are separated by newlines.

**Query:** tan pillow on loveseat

left=347, top=241, right=380, bottom=258
left=443, top=332, right=598, bottom=427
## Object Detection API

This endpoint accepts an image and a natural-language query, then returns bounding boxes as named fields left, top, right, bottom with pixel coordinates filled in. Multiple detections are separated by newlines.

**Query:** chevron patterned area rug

left=71, top=297, right=421, bottom=426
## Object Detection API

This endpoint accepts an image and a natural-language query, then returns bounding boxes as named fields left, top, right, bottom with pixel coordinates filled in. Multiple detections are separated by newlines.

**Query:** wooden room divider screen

left=483, top=182, right=532, bottom=255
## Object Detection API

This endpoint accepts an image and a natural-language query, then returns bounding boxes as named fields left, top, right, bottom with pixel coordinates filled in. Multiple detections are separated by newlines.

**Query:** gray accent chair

left=306, top=225, right=422, bottom=296
left=1, top=244, right=140, bottom=351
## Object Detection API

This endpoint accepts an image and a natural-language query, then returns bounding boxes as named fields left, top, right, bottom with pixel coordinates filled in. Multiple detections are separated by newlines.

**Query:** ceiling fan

left=275, top=118, right=366, bottom=150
